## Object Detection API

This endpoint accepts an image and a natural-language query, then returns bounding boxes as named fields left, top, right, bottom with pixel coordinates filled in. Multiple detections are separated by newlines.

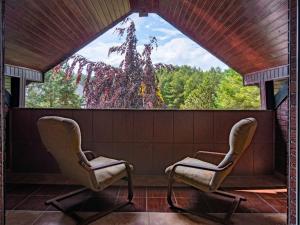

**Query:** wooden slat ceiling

left=5, top=0, right=288, bottom=75
left=5, top=0, right=131, bottom=72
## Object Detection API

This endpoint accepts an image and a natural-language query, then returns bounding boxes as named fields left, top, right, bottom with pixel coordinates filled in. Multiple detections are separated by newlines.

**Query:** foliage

left=215, top=69, right=260, bottom=109
left=26, top=71, right=82, bottom=108
left=182, top=68, right=222, bottom=109
left=157, top=67, right=260, bottom=109
left=157, top=68, right=186, bottom=109
left=54, top=19, right=173, bottom=109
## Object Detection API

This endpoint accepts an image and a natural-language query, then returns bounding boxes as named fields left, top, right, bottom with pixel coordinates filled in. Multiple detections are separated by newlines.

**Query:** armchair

left=38, top=116, right=133, bottom=225
left=165, top=117, right=257, bottom=224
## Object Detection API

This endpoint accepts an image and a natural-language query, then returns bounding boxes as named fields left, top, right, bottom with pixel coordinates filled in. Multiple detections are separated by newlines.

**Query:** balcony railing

left=9, top=108, right=274, bottom=176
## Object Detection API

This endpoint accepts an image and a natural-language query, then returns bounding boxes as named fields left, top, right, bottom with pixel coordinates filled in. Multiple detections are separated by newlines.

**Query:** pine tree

left=26, top=71, right=82, bottom=108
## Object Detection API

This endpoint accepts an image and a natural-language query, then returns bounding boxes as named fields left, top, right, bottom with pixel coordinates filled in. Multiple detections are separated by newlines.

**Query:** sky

left=77, top=13, right=228, bottom=71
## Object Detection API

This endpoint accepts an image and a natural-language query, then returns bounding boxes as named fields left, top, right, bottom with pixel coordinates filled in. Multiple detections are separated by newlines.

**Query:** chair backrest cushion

left=37, top=116, right=95, bottom=188
left=210, top=117, right=257, bottom=190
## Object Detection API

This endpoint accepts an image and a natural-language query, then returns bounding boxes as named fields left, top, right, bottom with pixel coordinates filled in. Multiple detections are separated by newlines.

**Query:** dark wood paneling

left=0, top=1, right=4, bottom=221
left=244, top=65, right=289, bottom=85
left=156, top=0, right=288, bottom=75
left=4, top=64, right=42, bottom=82
left=10, top=109, right=275, bottom=176
left=5, top=0, right=288, bottom=76
left=5, top=0, right=131, bottom=72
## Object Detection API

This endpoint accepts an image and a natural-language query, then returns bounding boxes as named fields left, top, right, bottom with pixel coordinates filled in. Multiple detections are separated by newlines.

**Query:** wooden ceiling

left=5, top=0, right=288, bottom=75
left=5, top=0, right=131, bottom=72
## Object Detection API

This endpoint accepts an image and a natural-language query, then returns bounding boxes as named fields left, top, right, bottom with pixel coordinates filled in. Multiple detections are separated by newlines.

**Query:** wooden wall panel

left=10, top=109, right=275, bottom=176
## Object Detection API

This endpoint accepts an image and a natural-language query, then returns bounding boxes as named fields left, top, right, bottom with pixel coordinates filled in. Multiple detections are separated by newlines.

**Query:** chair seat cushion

left=165, top=157, right=216, bottom=192
left=90, top=156, right=133, bottom=191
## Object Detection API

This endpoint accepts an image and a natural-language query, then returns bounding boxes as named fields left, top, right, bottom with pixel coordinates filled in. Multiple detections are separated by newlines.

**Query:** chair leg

left=214, top=190, right=245, bottom=224
left=45, top=172, right=134, bottom=225
left=126, top=164, right=133, bottom=202
left=167, top=177, right=175, bottom=207
left=167, top=178, right=245, bottom=225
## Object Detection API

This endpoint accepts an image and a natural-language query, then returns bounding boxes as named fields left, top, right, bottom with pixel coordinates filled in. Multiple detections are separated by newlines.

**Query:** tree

left=158, top=68, right=186, bottom=109
left=215, top=69, right=260, bottom=109
left=182, top=68, right=221, bottom=109
left=55, top=19, right=173, bottom=109
left=157, top=66, right=201, bottom=109
left=26, top=71, right=82, bottom=108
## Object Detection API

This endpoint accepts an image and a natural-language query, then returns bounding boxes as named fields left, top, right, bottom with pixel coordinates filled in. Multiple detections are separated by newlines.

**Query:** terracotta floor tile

left=15, top=195, right=53, bottom=211
left=90, top=212, right=149, bottom=225
left=60, top=185, right=83, bottom=194
left=91, top=187, right=119, bottom=200
left=119, top=187, right=146, bottom=198
left=147, top=187, right=169, bottom=198
left=5, top=184, right=288, bottom=215
left=175, top=198, right=210, bottom=213
left=173, top=187, right=201, bottom=198
left=256, top=189, right=287, bottom=200
left=148, top=212, right=218, bottom=225
left=6, top=210, right=43, bottom=225
left=5, top=194, right=28, bottom=210
left=147, top=198, right=173, bottom=212
left=263, top=198, right=287, bottom=213
left=33, top=211, right=75, bottom=225
left=238, top=197, right=276, bottom=213
left=80, top=197, right=116, bottom=212
left=201, top=194, right=234, bottom=213
left=226, top=190, right=260, bottom=199
left=33, top=184, right=67, bottom=196
left=58, top=191, right=91, bottom=211
left=231, top=213, right=287, bottom=225
left=116, top=198, right=146, bottom=212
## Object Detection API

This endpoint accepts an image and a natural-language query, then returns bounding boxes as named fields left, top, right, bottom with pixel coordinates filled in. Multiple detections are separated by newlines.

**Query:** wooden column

left=19, top=76, right=26, bottom=107
left=259, top=80, right=275, bottom=110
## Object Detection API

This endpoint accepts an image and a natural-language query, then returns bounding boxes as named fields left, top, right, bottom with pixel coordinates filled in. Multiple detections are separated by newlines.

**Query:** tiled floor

left=6, top=211, right=287, bottom=225
left=5, top=184, right=287, bottom=214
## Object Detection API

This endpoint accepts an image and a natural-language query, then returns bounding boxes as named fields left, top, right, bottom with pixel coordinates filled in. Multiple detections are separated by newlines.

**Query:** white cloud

left=77, top=41, right=123, bottom=66
left=150, top=38, right=228, bottom=70
left=151, top=28, right=181, bottom=37
left=77, top=37, right=228, bottom=71
left=156, top=35, right=170, bottom=41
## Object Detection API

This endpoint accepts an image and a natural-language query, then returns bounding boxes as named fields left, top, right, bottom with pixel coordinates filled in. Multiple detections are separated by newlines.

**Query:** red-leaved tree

left=54, top=19, right=173, bottom=109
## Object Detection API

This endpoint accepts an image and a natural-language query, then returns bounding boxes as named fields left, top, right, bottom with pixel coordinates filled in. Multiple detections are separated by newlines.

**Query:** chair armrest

left=83, top=151, right=96, bottom=160
left=80, top=159, right=131, bottom=172
left=171, top=161, right=232, bottom=173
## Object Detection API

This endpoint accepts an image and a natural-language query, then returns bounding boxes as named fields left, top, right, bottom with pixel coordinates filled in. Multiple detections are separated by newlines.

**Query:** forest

left=26, top=66, right=260, bottom=110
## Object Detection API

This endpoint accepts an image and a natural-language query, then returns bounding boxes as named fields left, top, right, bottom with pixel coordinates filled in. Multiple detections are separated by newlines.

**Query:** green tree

left=158, top=68, right=188, bottom=109
left=26, top=71, right=82, bottom=108
left=215, top=69, right=260, bottom=109
left=182, top=68, right=221, bottom=109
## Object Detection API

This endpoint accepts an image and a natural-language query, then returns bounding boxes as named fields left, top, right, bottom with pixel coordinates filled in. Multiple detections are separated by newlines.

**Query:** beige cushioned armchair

left=165, top=117, right=257, bottom=224
left=38, top=116, right=133, bottom=225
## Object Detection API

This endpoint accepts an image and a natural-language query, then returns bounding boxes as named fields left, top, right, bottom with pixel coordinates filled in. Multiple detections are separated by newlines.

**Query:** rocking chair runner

left=38, top=116, right=134, bottom=225
left=165, top=117, right=258, bottom=225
